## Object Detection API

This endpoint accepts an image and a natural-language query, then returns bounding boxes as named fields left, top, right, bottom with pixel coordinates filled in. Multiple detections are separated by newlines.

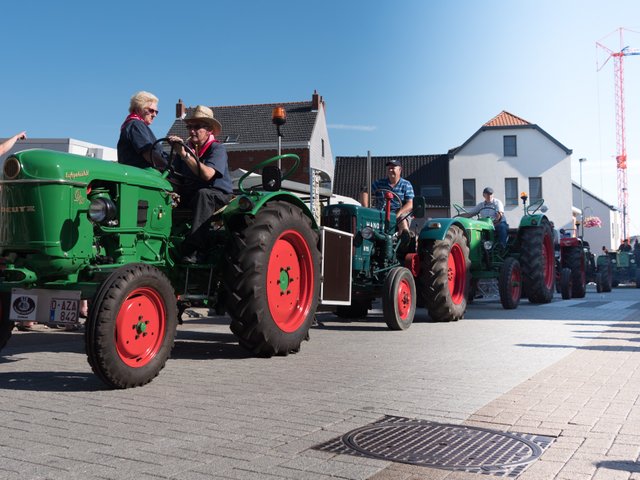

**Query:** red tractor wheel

left=85, top=264, right=178, bottom=389
left=383, top=267, right=416, bottom=330
left=498, top=257, right=521, bottom=310
left=225, top=201, right=320, bottom=356
left=420, top=225, right=470, bottom=322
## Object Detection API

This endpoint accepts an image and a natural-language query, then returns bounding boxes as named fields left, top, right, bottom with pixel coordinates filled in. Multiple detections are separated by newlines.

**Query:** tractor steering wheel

left=237, top=153, right=300, bottom=194
left=452, top=204, right=469, bottom=217
left=374, top=188, right=414, bottom=229
left=152, top=137, right=198, bottom=180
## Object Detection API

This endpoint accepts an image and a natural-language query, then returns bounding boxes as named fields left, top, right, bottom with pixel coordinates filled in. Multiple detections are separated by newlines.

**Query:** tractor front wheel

left=85, top=264, right=178, bottom=389
left=225, top=201, right=320, bottom=356
left=419, top=225, right=470, bottom=322
left=560, top=267, right=572, bottom=300
left=566, top=246, right=586, bottom=298
left=498, top=257, right=521, bottom=310
left=383, top=267, right=416, bottom=330
left=520, top=221, right=555, bottom=304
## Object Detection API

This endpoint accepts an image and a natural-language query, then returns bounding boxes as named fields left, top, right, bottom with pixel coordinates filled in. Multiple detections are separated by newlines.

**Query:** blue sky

left=2, top=0, right=640, bottom=235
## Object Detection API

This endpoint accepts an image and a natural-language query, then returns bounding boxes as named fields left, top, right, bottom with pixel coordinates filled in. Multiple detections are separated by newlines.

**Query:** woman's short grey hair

left=129, top=91, right=158, bottom=114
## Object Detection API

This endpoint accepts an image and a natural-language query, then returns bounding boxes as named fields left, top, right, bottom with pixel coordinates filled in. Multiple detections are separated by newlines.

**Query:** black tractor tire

left=560, top=267, right=573, bottom=300
left=519, top=221, right=555, bottom=304
left=335, top=297, right=370, bottom=319
left=419, top=225, right=470, bottom=322
left=600, top=259, right=612, bottom=292
left=383, top=267, right=416, bottom=330
left=85, top=264, right=178, bottom=389
left=566, top=246, right=586, bottom=298
left=0, top=294, right=14, bottom=352
left=636, top=270, right=640, bottom=288
left=224, top=201, right=320, bottom=357
left=498, top=257, right=522, bottom=310
left=595, top=272, right=603, bottom=293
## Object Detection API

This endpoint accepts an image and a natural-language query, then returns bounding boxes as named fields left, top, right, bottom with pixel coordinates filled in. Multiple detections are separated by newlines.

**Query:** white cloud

left=328, top=124, right=377, bottom=132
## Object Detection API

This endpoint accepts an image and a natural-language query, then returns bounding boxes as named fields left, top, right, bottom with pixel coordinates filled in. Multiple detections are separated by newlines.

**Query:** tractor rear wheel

left=225, top=201, right=320, bottom=356
left=383, top=267, right=416, bottom=330
left=498, top=257, right=521, bottom=310
left=560, top=267, right=572, bottom=300
left=566, top=246, right=586, bottom=298
left=595, top=272, right=603, bottom=293
left=520, top=221, right=555, bottom=304
left=419, top=225, right=470, bottom=322
left=85, top=264, right=178, bottom=389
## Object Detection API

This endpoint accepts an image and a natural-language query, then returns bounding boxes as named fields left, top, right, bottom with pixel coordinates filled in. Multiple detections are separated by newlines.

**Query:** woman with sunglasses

left=117, top=91, right=168, bottom=170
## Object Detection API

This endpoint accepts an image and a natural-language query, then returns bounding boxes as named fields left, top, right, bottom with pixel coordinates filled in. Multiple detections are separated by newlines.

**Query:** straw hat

left=184, top=105, right=222, bottom=135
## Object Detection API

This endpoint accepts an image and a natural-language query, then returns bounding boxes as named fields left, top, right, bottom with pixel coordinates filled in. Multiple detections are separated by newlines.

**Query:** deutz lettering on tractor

left=0, top=143, right=349, bottom=389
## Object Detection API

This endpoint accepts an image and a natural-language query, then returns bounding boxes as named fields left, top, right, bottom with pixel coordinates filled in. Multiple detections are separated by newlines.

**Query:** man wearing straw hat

left=169, top=105, right=233, bottom=264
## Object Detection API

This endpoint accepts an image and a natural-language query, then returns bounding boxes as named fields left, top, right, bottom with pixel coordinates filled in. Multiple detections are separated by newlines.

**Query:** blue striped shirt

left=371, top=177, right=415, bottom=211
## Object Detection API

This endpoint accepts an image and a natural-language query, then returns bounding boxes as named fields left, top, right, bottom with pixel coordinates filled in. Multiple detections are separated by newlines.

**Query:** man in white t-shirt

left=461, top=187, right=509, bottom=246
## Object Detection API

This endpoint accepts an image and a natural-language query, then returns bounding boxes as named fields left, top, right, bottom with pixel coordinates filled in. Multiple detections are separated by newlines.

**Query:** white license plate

left=49, top=298, right=79, bottom=324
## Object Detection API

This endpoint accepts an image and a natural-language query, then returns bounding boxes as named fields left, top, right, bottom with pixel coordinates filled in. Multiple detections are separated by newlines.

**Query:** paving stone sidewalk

left=373, top=305, right=640, bottom=480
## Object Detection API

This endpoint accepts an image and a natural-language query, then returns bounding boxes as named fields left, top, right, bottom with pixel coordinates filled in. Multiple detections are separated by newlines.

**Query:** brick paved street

left=1, top=286, right=638, bottom=479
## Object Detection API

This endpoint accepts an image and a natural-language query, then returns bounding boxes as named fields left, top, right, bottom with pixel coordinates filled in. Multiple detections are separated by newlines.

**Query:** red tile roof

left=484, top=111, right=531, bottom=127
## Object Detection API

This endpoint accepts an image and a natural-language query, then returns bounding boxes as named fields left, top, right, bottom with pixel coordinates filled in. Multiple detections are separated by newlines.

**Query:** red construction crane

left=597, top=28, right=640, bottom=241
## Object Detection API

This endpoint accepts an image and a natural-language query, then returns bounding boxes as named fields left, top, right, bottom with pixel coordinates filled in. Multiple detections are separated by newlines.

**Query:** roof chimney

left=176, top=99, right=186, bottom=119
left=312, top=90, right=323, bottom=111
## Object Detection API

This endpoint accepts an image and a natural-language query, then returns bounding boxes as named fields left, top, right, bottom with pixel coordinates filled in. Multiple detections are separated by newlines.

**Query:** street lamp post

left=579, top=157, right=586, bottom=238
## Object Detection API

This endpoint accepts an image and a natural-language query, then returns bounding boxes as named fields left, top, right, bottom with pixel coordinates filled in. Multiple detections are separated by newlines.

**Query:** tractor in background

left=606, top=249, right=640, bottom=287
left=417, top=193, right=555, bottom=321
left=556, top=237, right=612, bottom=299
left=321, top=191, right=425, bottom=330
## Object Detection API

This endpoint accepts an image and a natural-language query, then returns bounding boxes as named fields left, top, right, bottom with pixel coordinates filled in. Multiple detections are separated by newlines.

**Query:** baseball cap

left=386, top=159, right=401, bottom=167
left=483, top=187, right=494, bottom=195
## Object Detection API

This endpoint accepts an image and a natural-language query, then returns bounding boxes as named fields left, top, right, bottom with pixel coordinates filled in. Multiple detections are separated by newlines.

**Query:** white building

left=572, top=183, right=620, bottom=250
left=0, top=138, right=117, bottom=163
left=449, top=111, right=574, bottom=231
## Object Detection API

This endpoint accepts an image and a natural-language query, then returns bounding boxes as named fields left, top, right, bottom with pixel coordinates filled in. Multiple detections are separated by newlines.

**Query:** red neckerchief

left=188, top=134, right=219, bottom=158
left=120, top=113, right=148, bottom=130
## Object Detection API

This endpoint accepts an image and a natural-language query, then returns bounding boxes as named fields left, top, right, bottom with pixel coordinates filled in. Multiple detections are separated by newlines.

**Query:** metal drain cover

left=315, top=416, right=554, bottom=477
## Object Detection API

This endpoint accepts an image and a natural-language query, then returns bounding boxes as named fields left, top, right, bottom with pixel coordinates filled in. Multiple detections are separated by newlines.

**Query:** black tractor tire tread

left=519, top=222, right=555, bottom=304
left=560, top=267, right=572, bottom=300
left=419, top=225, right=470, bottom=322
left=566, top=246, right=586, bottom=298
left=85, top=264, right=178, bottom=389
left=224, top=201, right=320, bottom=357
left=498, top=257, right=521, bottom=310
left=383, top=267, right=416, bottom=330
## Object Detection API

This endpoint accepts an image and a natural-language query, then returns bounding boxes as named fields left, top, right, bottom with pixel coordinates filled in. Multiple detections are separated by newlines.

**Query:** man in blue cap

left=362, top=159, right=415, bottom=233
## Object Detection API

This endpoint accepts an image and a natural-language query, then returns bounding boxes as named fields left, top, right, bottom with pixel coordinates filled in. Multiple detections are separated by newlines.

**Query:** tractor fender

left=223, top=191, right=318, bottom=229
left=418, top=218, right=472, bottom=242
left=518, top=213, right=548, bottom=229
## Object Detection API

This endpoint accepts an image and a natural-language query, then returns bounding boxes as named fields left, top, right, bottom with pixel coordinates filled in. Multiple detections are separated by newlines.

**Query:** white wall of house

left=0, top=138, right=117, bottom=163
left=572, top=183, right=620, bottom=250
left=449, top=127, right=573, bottom=230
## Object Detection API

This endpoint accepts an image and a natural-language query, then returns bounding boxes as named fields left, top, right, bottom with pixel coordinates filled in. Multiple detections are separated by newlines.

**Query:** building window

left=528, top=177, right=542, bottom=203
left=421, top=185, right=442, bottom=200
left=505, top=178, right=518, bottom=205
left=503, top=135, right=517, bottom=156
left=321, top=139, right=325, bottom=157
left=463, top=179, right=476, bottom=207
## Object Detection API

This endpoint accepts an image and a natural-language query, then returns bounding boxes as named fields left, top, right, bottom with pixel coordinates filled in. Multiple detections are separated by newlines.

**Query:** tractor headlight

left=238, top=196, right=254, bottom=212
left=88, top=198, right=117, bottom=224
left=632, top=258, right=636, bottom=264
left=361, top=226, right=375, bottom=240
left=484, top=241, right=493, bottom=250
left=3, top=157, right=21, bottom=179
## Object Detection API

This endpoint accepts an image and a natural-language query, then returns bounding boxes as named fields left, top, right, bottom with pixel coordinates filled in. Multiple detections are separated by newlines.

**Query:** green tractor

left=556, top=237, right=612, bottom=299
left=0, top=144, right=347, bottom=388
left=606, top=250, right=640, bottom=287
left=417, top=193, right=555, bottom=321
left=321, top=190, right=425, bottom=330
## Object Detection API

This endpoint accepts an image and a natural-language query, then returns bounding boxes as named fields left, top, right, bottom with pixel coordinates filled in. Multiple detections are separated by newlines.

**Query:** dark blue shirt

left=117, top=119, right=166, bottom=170
left=177, top=141, right=233, bottom=194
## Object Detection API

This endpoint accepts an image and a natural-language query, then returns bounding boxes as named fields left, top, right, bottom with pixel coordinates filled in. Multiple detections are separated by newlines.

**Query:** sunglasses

left=186, top=124, right=207, bottom=131
left=146, top=108, right=159, bottom=115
